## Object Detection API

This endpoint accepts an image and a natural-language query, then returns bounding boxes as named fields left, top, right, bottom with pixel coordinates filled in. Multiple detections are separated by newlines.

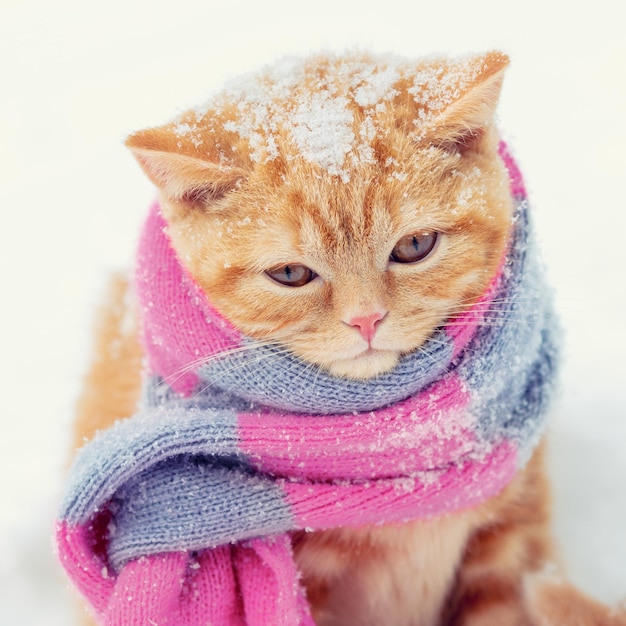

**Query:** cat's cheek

left=212, top=279, right=328, bottom=341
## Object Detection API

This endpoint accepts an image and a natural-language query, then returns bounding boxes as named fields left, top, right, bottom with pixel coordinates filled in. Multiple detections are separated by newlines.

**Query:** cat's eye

left=389, top=231, right=439, bottom=264
left=265, top=264, right=317, bottom=287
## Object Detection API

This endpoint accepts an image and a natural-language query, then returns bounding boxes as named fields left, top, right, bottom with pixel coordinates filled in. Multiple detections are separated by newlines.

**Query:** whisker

left=292, top=357, right=326, bottom=395
left=190, top=343, right=289, bottom=400
left=164, top=345, right=256, bottom=382
left=148, top=341, right=285, bottom=393
left=147, top=283, right=535, bottom=402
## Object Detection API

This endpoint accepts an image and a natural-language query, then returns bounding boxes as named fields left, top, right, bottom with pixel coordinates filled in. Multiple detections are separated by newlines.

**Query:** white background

left=1, top=0, right=624, bottom=623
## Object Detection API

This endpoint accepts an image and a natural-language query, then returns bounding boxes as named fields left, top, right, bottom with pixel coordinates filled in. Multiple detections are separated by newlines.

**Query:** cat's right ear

left=417, top=51, right=510, bottom=155
left=125, top=126, right=247, bottom=209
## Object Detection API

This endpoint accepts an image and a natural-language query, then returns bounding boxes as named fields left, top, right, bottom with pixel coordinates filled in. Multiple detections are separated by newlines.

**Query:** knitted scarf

left=56, top=144, right=559, bottom=626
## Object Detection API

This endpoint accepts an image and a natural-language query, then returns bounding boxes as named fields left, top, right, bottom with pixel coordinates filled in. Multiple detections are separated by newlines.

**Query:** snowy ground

left=1, top=0, right=624, bottom=623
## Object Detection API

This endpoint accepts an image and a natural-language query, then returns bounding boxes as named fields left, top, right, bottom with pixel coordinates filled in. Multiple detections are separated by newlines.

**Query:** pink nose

left=348, top=311, right=386, bottom=343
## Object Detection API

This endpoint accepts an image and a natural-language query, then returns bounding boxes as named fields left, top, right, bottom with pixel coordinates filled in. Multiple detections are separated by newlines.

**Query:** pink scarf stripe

left=135, top=206, right=243, bottom=396
left=57, top=522, right=313, bottom=626
left=237, top=374, right=473, bottom=480
left=55, top=522, right=115, bottom=615
left=284, top=441, right=518, bottom=529
left=498, top=140, right=527, bottom=198
left=234, top=537, right=315, bottom=626
left=106, top=552, right=195, bottom=625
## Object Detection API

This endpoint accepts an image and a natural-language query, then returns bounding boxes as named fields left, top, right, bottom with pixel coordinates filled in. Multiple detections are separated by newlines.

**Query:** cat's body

left=70, top=51, right=625, bottom=625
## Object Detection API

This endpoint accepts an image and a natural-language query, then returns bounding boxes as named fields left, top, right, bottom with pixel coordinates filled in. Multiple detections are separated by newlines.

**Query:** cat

left=70, top=51, right=625, bottom=626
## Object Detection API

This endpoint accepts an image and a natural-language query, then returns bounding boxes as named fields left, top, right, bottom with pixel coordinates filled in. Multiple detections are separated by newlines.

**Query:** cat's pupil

left=266, top=264, right=316, bottom=287
left=390, top=232, right=438, bottom=264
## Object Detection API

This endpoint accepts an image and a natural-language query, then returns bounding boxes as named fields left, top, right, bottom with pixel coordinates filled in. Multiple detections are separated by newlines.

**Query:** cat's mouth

left=325, top=348, right=401, bottom=380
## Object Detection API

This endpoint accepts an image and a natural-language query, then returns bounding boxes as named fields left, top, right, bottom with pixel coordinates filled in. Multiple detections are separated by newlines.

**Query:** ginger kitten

left=70, top=51, right=625, bottom=626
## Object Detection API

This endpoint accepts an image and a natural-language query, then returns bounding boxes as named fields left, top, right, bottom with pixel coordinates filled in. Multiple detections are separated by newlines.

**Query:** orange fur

left=125, top=51, right=513, bottom=380
left=526, top=576, right=626, bottom=626
left=70, top=51, right=623, bottom=625
left=73, top=273, right=142, bottom=448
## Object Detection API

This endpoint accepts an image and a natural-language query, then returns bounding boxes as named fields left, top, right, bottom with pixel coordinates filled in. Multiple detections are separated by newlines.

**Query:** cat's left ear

left=126, top=125, right=247, bottom=209
left=424, top=51, right=510, bottom=153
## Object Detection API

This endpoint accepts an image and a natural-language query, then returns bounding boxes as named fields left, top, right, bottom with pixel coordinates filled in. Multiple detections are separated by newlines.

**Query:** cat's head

left=127, top=51, right=514, bottom=380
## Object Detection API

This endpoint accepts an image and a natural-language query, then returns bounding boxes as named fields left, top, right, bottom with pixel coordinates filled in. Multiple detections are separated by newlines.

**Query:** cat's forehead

left=174, top=52, right=490, bottom=183
left=233, top=160, right=456, bottom=272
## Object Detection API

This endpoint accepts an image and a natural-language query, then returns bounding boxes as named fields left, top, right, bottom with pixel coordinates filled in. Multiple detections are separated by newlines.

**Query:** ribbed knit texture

left=56, top=143, right=559, bottom=626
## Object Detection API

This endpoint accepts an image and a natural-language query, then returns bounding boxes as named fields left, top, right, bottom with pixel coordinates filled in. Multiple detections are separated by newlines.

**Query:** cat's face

left=128, top=52, right=513, bottom=379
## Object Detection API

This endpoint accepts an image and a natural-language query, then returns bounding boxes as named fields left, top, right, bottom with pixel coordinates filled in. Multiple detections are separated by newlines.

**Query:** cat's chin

left=325, top=349, right=400, bottom=380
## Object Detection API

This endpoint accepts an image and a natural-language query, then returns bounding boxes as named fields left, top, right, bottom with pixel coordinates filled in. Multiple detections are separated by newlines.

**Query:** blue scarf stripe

left=457, top=196, right=560, bottom=459
left=109, top=456, right=295, bottom=571
left=198, top=323, right=455, bottom=416
left=61, top=408, right=244, bottom=524
left=500, top=321, right=560, bottom=462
